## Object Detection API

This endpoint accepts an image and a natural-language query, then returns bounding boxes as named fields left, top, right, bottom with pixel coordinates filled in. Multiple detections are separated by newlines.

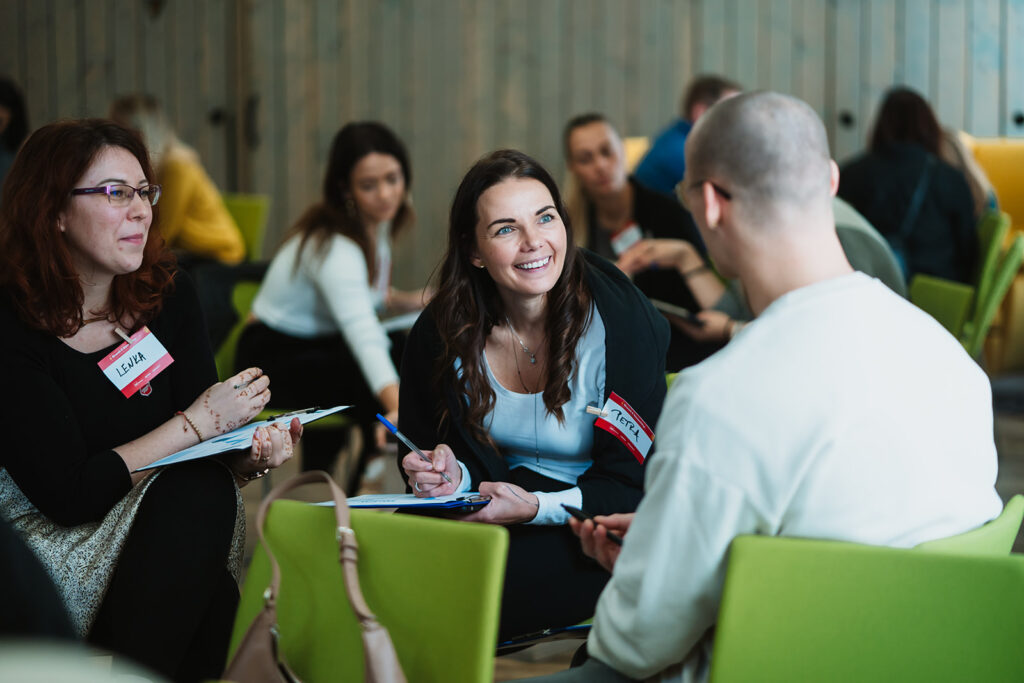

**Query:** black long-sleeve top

left=0, top=273, right=215, bottom=526
left=838, top=142, right=978, bottom=284
left=398, top=250, right=669, bottom=515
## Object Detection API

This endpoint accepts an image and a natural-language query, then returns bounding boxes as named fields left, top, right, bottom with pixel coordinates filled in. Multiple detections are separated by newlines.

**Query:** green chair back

left=230, top=501, right=509, bottom=682
left=214, top=280, right=261, bottom=382
left=974, top=210, right=1010, bottom=308
left=222, top=193, right=271, bottom=262
left=710, top=535, right=1024, bottom=683
left=964, top=233, right=1024, bottom=359
left=908, top=274, right=975, bottom=336
left=916, top=494, right=1024, bottom=555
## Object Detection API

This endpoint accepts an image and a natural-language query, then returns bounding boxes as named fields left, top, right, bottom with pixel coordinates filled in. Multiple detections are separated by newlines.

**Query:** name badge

left=610, top=223, right=643, bottom=257
left=97, top=327, right=174, bottom=398
left=592, top=392, right=654, bottom=463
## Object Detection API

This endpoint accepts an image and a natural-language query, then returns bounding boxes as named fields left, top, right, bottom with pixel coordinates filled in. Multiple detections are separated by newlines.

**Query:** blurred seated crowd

left=0, top=66, right=1008, bottom=683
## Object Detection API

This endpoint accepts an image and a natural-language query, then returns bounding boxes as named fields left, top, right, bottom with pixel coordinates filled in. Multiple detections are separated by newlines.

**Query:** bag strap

left=895, top=154, right=936, bottom=246
left=254, top=470, right=381, bottom=629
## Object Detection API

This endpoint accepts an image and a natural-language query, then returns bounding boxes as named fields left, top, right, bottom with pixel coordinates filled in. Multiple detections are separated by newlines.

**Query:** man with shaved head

left=521, top=93, right=1000, bottom=682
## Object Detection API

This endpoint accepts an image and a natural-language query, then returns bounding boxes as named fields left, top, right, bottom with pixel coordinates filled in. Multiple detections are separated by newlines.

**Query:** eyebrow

left=487, top=205, right=556, bottom=229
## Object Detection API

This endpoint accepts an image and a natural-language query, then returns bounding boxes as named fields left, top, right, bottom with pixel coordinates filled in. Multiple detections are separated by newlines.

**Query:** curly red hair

left=0, top=119, right=175, bottom=337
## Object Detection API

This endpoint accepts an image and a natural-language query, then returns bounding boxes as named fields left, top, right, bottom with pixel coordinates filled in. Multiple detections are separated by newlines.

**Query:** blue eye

left=539, top=214, right=554, bottom=224
left=496, top=226, right=513, bottom=235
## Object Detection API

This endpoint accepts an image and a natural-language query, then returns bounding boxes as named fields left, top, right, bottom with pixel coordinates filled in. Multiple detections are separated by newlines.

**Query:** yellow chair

left=623, top=136, right=651, bottom=173
left=222, top=193, right=271, bottom=262
left=230, top=500, right=509, bottom=682
left=967, top=137, right=1024, bottom=231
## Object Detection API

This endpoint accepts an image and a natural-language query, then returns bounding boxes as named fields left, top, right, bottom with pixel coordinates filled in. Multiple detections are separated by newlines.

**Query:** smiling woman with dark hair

left=0, top=119, right=300, bottom=682
left=398, top=149, right=669, bottom=639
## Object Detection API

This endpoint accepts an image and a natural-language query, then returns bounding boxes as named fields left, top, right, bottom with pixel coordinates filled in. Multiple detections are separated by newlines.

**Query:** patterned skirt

left=0, top=466, right=245, bottom=637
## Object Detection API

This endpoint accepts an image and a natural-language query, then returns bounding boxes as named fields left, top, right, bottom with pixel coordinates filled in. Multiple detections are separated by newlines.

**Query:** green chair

left=908, top=274, right=975, bottom=336
left=916, top=494, right=1024, bottom=555
left=973, top=210, right=1010, bottom=311
left=230, top=501, right=509, bottom=682
left=963, top=233, right=1024, bottom=359
left=222, top=193, right=271, bottom=262
left=709, top=535, right=1024, bottom=682
left=214, top=280, right=261, bottom=382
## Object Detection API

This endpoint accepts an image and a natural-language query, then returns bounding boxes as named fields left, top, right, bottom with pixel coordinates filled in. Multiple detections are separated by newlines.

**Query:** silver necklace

left=505, top=314, right=538, bottom=365
left=510, top=339, right=541, bottom=462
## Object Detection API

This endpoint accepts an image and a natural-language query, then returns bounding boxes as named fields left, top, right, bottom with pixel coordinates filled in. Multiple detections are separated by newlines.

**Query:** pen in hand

left=375, top=413, right=454, bottom=485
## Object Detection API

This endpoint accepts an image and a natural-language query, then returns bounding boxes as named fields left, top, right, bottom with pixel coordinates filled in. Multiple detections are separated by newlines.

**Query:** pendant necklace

left=510, top=331, right=541, bottom=463
left=505, top=314, right=538, bottom=365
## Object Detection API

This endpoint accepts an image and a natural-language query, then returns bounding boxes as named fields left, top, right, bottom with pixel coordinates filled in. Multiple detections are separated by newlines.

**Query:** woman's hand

left=231, top=417, right=303, bottom=485
left=616, top=238, right=700, bottom=277
left=673, top=310, right=733, bottom=343
left=461, top=481, right=540, bottom=525
left=402, top=443, right=461, bottom=497
left=186, top=367, right=270, bottom=439
left=570, top=512, right=634, bottom=572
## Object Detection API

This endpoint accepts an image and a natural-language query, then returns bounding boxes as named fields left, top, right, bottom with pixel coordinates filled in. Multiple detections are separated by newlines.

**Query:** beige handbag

left=223, top=470, right=407, bottom=683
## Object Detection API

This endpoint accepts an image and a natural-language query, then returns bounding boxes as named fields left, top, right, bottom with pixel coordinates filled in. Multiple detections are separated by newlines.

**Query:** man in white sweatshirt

left=520, top=92, right=1002, bottom=682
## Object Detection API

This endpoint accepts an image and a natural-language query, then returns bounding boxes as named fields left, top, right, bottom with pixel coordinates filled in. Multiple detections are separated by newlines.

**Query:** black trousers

left=235, top=322, right=403, bottom=472
left=88, top=460, right=239, bottom=683
left=497, top=468, right=611, bottom=642
left=0, top=516, right=75, bottom=640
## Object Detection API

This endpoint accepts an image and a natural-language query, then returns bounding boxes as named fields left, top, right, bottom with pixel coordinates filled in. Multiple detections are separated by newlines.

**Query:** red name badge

left=591, top=392, right=654, bottom=463
left=97, top=327, right=174, bottom=398
left=610, top=223, right=643, bottom=257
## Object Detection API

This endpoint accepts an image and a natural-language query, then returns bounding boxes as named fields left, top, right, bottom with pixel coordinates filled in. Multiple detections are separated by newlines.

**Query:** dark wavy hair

left=0, top=77, right=28, bottom=153
left=433, top=149, right=592, bottom=445
left=0, top=119, right=175, bottom=337
left=287, top=121, right=414, bottom=279
left=870, top=87, right=942, bottom=156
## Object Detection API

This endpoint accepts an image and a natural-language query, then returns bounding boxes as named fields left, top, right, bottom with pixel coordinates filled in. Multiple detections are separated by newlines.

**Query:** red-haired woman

left=0, top=120, right=301, bottom=681
left=398, top=150, right=669, bottom=640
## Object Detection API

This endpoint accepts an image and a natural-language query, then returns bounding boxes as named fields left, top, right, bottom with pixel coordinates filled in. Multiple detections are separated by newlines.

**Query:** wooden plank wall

left=2, top=0, right=1022, bottom=287
left=0, top=0, right=237, bottom=189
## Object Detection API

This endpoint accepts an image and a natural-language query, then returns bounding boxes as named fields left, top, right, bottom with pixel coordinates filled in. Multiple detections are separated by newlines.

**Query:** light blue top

left=454, top=308, right=606, bottom=525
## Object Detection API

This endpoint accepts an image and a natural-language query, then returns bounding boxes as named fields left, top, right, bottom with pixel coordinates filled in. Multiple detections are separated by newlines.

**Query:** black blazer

left=397, top=250, right=669, bottom=515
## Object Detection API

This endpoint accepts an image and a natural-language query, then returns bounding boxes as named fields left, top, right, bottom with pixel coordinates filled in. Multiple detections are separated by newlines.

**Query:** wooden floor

left=239, top=413, right=1024, bottom=681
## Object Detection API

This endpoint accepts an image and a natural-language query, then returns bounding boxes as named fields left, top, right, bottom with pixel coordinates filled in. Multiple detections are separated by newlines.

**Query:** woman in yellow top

left=110, top=95, right=245, bottom=266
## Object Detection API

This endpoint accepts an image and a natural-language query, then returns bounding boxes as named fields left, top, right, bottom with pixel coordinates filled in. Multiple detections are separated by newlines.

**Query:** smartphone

left=561, top=504, right=624, bottom=546
left=649, top=299, right=706, bottom=328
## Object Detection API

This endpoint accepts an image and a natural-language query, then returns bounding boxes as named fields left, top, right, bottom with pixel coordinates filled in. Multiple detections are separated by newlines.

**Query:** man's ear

left=702, top=181, right=723, bottom=230
left=828, top=159, right=840, bottom=197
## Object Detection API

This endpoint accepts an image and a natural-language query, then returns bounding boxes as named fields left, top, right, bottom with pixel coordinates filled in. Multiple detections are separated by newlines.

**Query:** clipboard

left=317, top=493, right=491, bottom=512
left=135, top=405, right=350, bottom=472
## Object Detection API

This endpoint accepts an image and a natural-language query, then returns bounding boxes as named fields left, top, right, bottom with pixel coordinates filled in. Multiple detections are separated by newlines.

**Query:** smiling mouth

left=515, top=256, right=551, bottom=270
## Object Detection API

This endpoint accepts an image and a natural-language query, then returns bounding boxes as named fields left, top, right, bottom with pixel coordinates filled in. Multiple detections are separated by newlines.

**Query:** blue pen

left=376, top=413, right=453, bottom=485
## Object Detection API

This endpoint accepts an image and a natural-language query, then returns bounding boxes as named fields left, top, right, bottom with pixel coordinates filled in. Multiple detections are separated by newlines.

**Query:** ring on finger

left=414, top=481, right=423, bottom=492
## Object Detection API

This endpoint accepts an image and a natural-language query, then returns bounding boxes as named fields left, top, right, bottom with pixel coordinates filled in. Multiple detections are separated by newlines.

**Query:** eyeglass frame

left=70, top=183, right=162, bottom=207
left=675, top=179, right=732, bottom=211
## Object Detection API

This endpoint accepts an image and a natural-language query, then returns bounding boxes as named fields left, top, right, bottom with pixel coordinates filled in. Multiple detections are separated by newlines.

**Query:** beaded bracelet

left=176, top=410, right=204, bottom=443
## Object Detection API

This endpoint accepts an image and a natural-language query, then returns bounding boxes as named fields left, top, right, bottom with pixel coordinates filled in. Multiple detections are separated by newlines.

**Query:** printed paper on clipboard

left=135, top=405, right=350, bottom=472
left=316, top=493, right=491, bottom=511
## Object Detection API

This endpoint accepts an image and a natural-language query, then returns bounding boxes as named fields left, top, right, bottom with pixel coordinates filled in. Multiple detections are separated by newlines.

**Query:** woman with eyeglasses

left=563, top=113, right=723, bottom=370
left=398, top=149, right=669, bottom=640
left=0, top=120, right=301, bottom=682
